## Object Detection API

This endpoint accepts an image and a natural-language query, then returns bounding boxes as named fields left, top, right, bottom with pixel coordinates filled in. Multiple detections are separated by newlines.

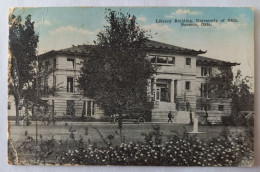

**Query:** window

left=66, top=100, right=75, bottom=115
left=157, top=56, right=168, bottom=63
left=87, top=101, right=91, bottom=116
left=67, top=77, right=74, bottom=92
left=8, top=102, right=11, bottom=110
left=218, top=105, right=224, bottom=111
left=53, top=59, right=56, bottom=69
left=67, top=58, right=75, bottom=69
left=185, top=81, right=190, bottom=90
left=168, top=56, right=175, bottom=64
left=186, top=58, right=191, bottom=66
left=150, top=55, right=175, bottom=65
left=201, top=67, right=211, bottom=76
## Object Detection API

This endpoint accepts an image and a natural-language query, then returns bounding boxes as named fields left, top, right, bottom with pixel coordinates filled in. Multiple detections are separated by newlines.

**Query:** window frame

left=67, top=58, right=75, bottom=69
left=186, top=58, right=191, bottom=66
left=67, top=77, right=74, bottom=93
left=150, top=55, right=175, bottom=65
left=201, top=67, right=212, bottom=76
left=185, top=57, right=191, bottom=66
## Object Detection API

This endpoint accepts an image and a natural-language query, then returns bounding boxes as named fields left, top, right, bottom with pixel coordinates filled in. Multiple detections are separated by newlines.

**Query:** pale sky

left=11, top=7, right=254, bottom=78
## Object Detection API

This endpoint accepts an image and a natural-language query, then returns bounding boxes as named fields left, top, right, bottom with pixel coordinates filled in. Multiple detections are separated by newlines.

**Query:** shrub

left=10, top=129, right=253, bottom=166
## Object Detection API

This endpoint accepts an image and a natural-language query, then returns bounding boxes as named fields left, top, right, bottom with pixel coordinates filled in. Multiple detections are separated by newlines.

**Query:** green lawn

left=9, top=122, right=247, bottom=146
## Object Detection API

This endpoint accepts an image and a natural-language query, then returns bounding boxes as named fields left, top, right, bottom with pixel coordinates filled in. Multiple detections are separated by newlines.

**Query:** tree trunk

left=14, top=98, right=20, bottom=126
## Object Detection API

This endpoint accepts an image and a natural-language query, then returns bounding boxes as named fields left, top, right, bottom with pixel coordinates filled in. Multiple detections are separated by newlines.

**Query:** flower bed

left=9, top=131, right=253, bottom=166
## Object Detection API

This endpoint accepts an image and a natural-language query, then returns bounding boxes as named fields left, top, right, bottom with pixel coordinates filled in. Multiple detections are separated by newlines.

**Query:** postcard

left=8, top=7, right=254, bottom=166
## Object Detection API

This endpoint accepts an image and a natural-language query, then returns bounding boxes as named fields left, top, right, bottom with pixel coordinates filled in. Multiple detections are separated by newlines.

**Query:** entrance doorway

left=156, top=83, right=170, bottom=102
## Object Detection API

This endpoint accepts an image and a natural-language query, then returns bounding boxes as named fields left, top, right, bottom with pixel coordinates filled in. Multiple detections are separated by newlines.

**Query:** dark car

left=111, top=108, right=146, bottom=123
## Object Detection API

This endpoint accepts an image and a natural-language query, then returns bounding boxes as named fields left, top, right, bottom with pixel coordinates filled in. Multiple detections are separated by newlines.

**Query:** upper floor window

left=185, top=81, right=190, bottom=90
left=67, top=58, right=75, bottom=69
left=186, top=58, right=191, bottom=66
left=150, top=55, right=175, bottom=65
left=201, top=67, right=211, bottom=76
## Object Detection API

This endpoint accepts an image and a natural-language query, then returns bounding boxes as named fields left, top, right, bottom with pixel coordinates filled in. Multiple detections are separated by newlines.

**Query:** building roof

left=196, top=55, right=240, bottom=66
left=144, top=40, right=205, bottom=53
left=38, top=40, right=239, bottom=66
left=59, top=44, right=95, bottom=53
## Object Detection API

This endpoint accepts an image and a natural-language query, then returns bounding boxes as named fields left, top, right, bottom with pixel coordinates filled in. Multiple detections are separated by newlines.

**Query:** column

left=170, top=80, right=175, bottom=103
left=177, top=80, right=182, bottom=97
left=90, top=101, right=93, bottom=116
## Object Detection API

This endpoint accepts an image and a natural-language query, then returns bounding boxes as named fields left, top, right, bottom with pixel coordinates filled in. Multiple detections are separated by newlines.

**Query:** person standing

left=168, top=111, right=173, bottom=123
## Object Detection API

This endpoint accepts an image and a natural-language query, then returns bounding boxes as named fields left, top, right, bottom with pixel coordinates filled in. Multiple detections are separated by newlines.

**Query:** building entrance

left=156, top=83, right=170, bottom=102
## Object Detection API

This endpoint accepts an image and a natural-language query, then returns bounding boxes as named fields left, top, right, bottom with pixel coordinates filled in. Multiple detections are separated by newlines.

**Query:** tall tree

left=231, top=70, right=253, bottom=115
left=203, top=67, right=253, bottom=124
left=9, top=15, right=39, bottom=125
left=205, top=66, right=234, bottom=98
left=78, top=10, right=156, bottom=128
